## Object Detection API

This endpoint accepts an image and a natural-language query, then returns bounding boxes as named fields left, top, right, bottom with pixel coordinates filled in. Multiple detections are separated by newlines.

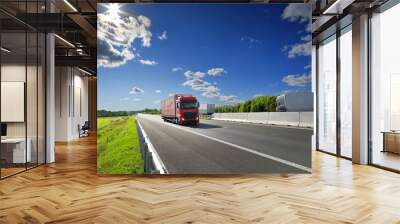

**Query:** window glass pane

left=1, top=30, right=27, bottom=177
left=318, top=35, right=337, bottom=154
left=0, top=1, right=46, bottom=178
left=371, top=3, right=400, bottom=171
left=340, top=27, right=352, bottom=158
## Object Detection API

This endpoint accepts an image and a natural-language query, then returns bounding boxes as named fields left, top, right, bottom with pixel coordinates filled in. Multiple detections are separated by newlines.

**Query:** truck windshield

left=179, top=101, right=198, bottom=109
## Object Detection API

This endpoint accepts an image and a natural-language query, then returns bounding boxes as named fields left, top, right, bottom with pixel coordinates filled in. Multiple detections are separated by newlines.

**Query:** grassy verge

left=97, top=116, right=144, bottom=174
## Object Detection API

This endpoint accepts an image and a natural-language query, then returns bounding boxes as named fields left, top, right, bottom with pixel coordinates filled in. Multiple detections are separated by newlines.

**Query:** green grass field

left=97, top=116, right=144, bottom=174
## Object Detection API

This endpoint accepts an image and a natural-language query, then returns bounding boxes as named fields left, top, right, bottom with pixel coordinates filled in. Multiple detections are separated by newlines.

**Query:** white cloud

left=304, top=64, right=311, bottom=69
left=97, top=6, right=152, bottom=68
left=120, top=97, right=141, bottom=101
left=153, top=100, right=160, bottom=104
left=300, top=34, right=311, bottom=41
left=305, top=22, right=311, bottom=32
left=207, top=68, right=227, bottom=76
left=201, top=85, right=220, bottom=98
left=281, top=4, right=310, bottom=23
left=282, top=74, right=311, bottom=87
left=219, top=95, right=240, bottom=103
left=284, top=42, right=311, bottom=58
left=155, top=90, right=161, bottom=93
left=181, top=68, right=235, bottom=99
left=182, top=78, right=220, bottom=98
left=129, top=87, right=144, bottom=94
left=172, top=67, right=182, bottom=72
left=158, top=31, right=167, bottom=40
left=182, top=78, right=209, bottom=91
left=139, top=59, right=158, bottom=66
left=184, top=70, right=205, bottom=79
left=241, top=36, right=261, bottom=48
left=281, top=4, right=311, bottom=60
left=168, top=93, right=174, bottom=97
left=241, top=36, right=261, bottom=44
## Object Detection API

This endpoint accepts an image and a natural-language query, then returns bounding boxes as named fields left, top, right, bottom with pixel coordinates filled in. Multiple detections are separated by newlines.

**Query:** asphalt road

left=137, top=114, right=312, bottom=174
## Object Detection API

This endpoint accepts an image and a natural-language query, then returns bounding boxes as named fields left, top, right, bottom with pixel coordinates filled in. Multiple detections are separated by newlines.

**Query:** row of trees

left=141, top=108, right=161, bottom=114
left=215, top=96, right=277, bottom=113
left=97, top=108, right=160, bottom=117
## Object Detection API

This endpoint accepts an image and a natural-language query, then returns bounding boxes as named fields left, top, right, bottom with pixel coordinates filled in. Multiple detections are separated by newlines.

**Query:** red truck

left=161, top=94, right=200, bottom=125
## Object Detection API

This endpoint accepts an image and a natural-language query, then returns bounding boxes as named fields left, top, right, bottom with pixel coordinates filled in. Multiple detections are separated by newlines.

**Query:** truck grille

left=183, top=112, right=197, bottom=119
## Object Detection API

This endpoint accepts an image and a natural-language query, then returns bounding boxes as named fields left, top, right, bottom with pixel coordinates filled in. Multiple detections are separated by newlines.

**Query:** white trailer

left=276, top=92, right=313, bottom=112
left=199, top=103, right=215, bottom=115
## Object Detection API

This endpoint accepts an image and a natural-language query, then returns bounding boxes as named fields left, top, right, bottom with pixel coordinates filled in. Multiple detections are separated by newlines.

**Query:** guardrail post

left=141, top=142, right=147, bottom=161
left=144, top=151, right=150, bottom=173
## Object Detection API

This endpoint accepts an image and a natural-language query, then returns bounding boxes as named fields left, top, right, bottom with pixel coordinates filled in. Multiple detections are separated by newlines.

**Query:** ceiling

left=311, top=0, right=390, bottom=43
left=0, top=0, right=97, bottom=75
left=1, top=0, right=393, bottom=75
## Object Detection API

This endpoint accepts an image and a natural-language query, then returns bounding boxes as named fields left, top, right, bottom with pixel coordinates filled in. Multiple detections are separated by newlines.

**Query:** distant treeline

left=97, top=108, right=160, bottom=117
left=215, top=96, right=277, bottom=113
left=141, top=108, right=161, bottom=114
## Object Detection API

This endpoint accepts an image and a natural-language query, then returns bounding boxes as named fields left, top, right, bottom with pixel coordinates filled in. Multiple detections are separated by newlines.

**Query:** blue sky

left=97, top=3, right=311, bottom=111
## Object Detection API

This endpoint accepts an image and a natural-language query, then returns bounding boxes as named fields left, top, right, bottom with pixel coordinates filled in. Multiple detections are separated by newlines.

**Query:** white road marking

left=137, top=117, right=168, bottom=174
left=139, top=114, right=311, bottom=173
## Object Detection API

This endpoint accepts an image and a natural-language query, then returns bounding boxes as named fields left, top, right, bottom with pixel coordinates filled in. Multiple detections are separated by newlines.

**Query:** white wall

left=55, top=67, right=89, bottom=141
left=1, top=63, right=46, bottom=164
left=55, top=67, right=69, bottom=141
left=1, top=65, right=43, bottom=137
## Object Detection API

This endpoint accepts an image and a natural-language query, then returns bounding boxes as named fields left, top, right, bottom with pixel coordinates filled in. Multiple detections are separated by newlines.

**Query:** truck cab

left=176, top=95, right=200, bottom=125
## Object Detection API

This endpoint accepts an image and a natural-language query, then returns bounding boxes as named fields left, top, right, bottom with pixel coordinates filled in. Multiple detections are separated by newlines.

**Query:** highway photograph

left=97, top=3, right=313, bottom=174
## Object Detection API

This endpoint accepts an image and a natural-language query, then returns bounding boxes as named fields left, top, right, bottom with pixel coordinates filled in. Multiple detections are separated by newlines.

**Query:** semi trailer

left=161, top=94, right=200, bottom=125
left=276, top=92, right=313, bottom=112
left=199, top=103, right=215, bottom=115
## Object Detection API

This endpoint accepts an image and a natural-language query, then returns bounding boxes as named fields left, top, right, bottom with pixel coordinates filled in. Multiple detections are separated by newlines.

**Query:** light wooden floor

left=1, top=135, right=400, bottom=224
left=1, top=167, right=26, bottom=178
left=373, top=151, right=400, bottom=171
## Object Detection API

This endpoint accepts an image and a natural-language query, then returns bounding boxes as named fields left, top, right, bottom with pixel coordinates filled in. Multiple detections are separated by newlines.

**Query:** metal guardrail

left=136, top=121, right=158, bottom=174
left=136, top=118, right=167, bottom=174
